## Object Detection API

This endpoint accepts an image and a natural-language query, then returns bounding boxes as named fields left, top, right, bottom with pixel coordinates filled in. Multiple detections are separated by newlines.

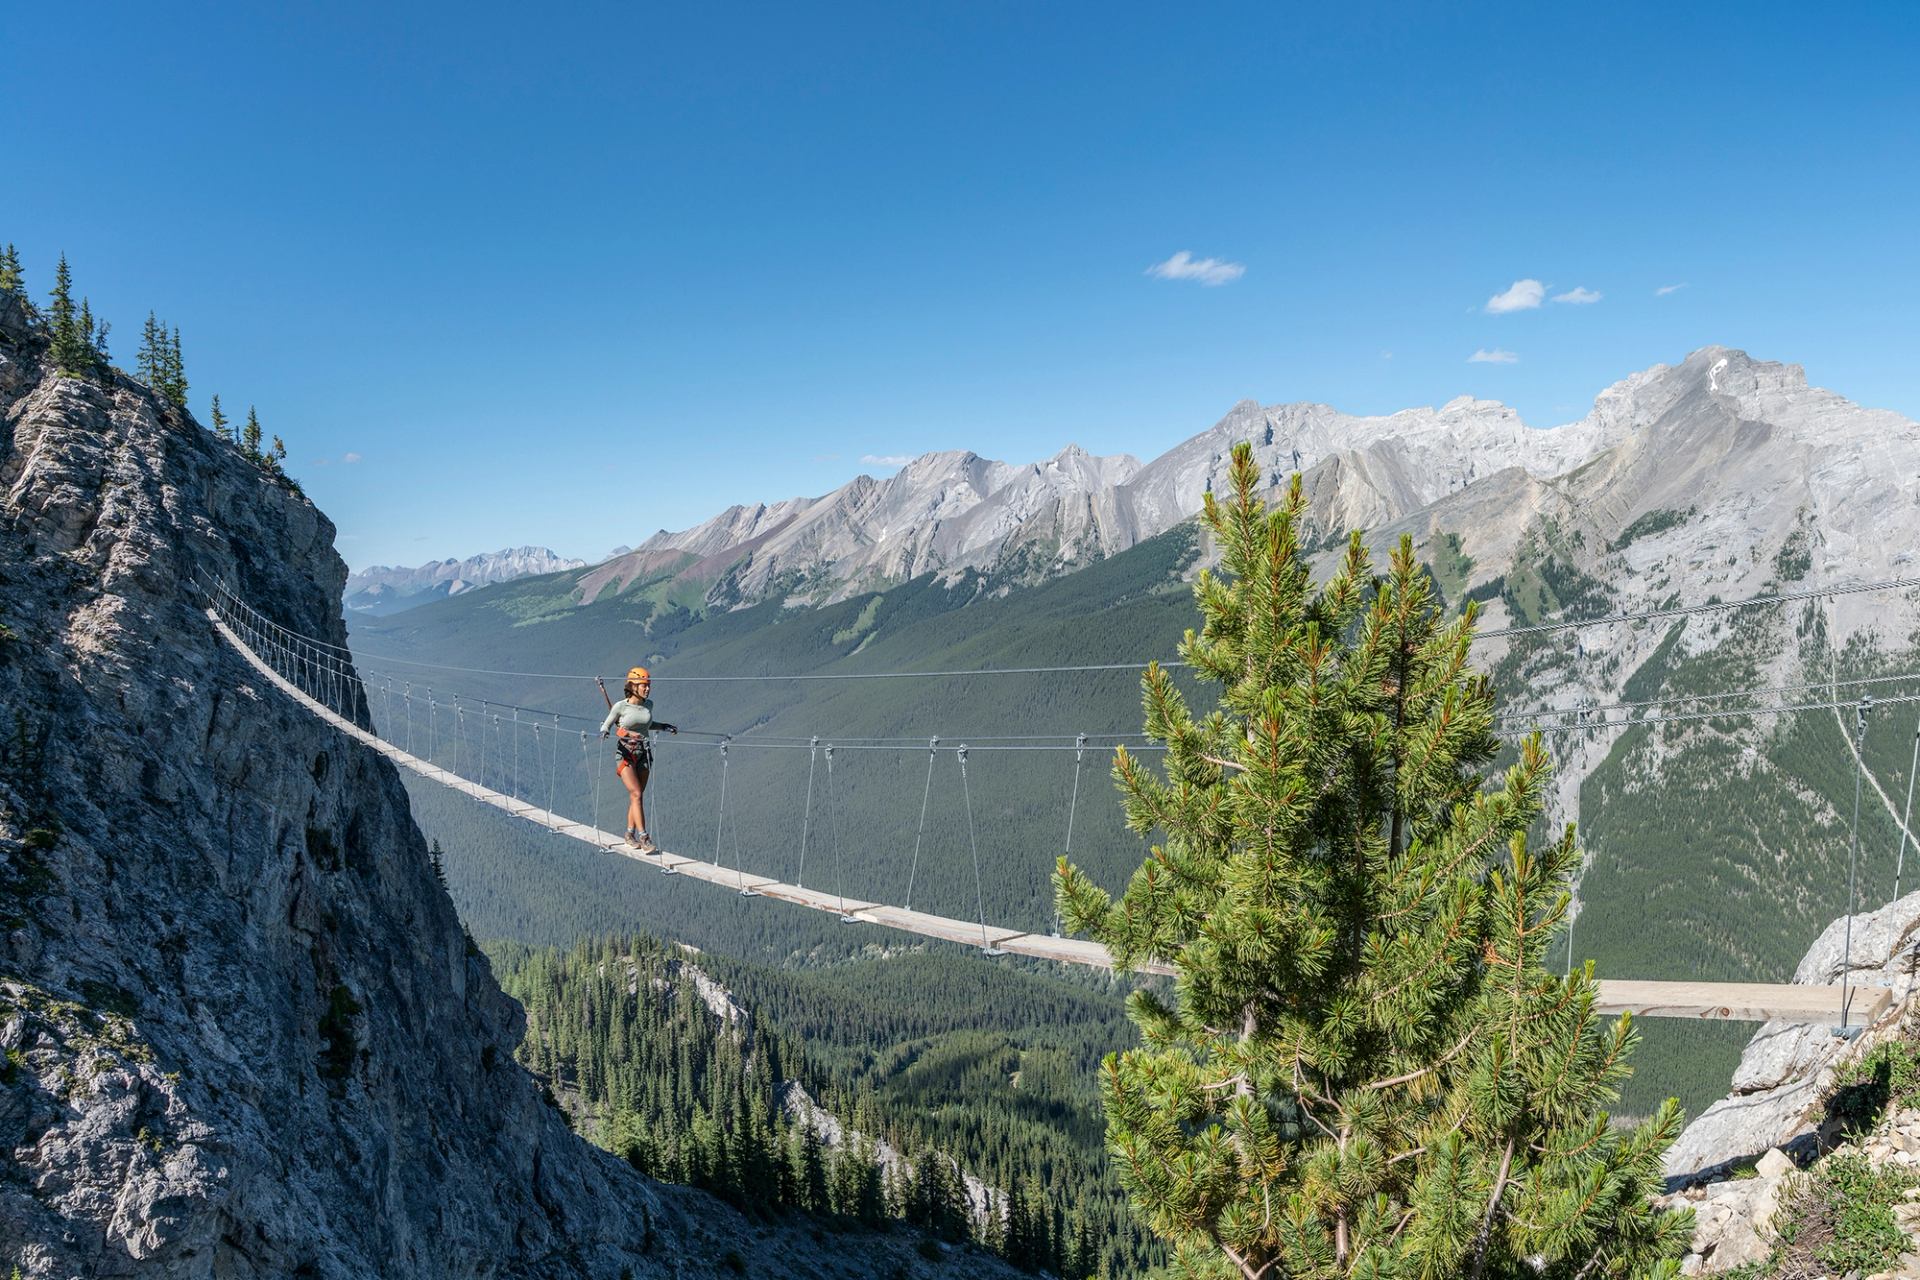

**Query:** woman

left=599, top=665, right=677, bottom=850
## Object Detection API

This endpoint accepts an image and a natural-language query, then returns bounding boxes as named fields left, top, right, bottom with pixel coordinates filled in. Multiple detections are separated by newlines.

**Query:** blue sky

left=11, top=2, right=1917, bottom=570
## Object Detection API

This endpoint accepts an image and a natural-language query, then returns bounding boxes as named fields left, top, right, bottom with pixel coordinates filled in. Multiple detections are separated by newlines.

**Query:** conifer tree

left=1056, top=443, right=1692, bottom=1279
left=48, top=255, right=90, bottom=372
left=242, top=406, right=263, bottom=461
left=137, top=312, right=163, bottom=388
left=165, top=325, right=187, bottom=408
left=0, top=245, right=23, bottom=296
left=209, top=395, right=230, bottom=442
left=79, top=299, right=109, bottom=370
left=792, top=1123, right=828, bottom=1214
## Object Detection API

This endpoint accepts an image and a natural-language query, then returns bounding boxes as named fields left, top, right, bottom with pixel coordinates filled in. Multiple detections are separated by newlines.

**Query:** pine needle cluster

left=1056, top=443, right=1692, bottom=1279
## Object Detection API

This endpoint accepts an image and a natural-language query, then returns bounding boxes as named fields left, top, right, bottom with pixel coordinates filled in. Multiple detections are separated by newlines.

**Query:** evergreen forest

left=489, top=931, right=1162, bottom=1276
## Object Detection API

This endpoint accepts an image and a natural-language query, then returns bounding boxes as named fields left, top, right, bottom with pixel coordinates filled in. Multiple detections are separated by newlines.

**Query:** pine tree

left=241, top=406, right=263, bottom=461
left=209, top=395, right=230, bottom=442
left=78, top=299, right=109, bottom=370
left=137, top=312, right=163, bottom=388
left=47, top=255, right=88, bottom=372
left=0, top=244, right=22, bottom=296
left=792, top=1123, right=828, bottom=1215
left=265, top=435, right=288, bottom=475
left=165, top=325, right=187, bottom=408
left=1056, top=443, right=1693, bottom=1279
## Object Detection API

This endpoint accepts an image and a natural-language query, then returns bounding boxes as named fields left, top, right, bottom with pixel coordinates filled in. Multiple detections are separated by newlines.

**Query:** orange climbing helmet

left=626, top=666, right=650, bottom=683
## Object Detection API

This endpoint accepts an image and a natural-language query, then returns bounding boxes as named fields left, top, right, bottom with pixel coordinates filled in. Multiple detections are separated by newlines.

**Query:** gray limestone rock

left=1665, top=893, right=1920, bottom=1182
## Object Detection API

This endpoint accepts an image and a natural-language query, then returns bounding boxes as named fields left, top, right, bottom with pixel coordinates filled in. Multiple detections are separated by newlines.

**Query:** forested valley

left=489, top=932, right=1163, bottom=1277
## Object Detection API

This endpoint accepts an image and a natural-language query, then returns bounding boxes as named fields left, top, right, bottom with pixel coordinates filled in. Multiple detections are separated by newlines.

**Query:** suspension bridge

left=202, top=577, right=1920, bottom=1030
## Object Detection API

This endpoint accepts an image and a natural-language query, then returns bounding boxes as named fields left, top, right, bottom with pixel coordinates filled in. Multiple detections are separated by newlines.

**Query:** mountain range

left=345, top=546, right=587, bottom=614
left=568, top=347, right=1913, bottom=628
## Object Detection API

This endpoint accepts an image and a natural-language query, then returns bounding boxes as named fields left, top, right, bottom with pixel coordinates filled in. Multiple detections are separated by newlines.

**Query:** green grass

left=1728, top=1154, right=1920, bottom=1279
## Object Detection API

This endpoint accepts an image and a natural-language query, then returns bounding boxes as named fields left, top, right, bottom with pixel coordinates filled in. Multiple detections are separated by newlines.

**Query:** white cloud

left=343, top=451, right=363, bottom=464
left=1655, top=282, right=1687, bottom=296
left=1485, top=279, right=1546, bottom=313
left=1146, top=251, right=1245, bottom=287
left=1468, top=348, right=1519, bottom=364
left=862, top=454, right=914, bottom=467
left=1552, top=286, right=1602, bottom=305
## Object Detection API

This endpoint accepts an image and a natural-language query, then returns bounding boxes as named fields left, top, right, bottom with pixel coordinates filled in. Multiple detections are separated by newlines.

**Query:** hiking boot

left=636, top=833, right=658, bottom=854
left=624, top=828, right=641, bottom=849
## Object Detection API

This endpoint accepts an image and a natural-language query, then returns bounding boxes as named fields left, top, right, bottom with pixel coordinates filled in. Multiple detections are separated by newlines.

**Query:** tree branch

left=1467, top=1136, right=1517, bottom=1280
left=1365, top=1026, right=1477, bottom=1091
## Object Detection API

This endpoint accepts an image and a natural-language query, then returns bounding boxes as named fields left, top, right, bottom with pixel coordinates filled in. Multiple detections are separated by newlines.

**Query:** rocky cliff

left=0, top=292, right=1009, bottom=1277
left=1659, top=889, right=1920, bottom=1273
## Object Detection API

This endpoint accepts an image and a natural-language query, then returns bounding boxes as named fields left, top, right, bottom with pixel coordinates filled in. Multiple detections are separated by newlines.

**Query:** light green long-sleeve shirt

left=601, top=698, right=656, bottom=737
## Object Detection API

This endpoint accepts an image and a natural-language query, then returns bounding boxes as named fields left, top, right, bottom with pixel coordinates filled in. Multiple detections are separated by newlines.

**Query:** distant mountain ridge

left=346, top=545, right=587, bottom=614
left=585, top=369, right=1660, bottom=611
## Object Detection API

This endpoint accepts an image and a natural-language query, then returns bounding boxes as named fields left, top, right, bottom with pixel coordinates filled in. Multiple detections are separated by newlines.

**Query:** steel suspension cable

left=1056, top=733, right=1087, bottom=937
left=1842, top=698, right=1871, bottom=1031
left=590, top=730, right=603, bottom=836
left=713, top=741, right=731, bottom=872
left=796, top=738, right=819, bottom=888
left=905, top=737, right=939, bottom=911
left=824, top=745, right=853, bottom=921
left=956, top=746, right=998, bottom=954
left=1898, top=715, right=1920, bottom=903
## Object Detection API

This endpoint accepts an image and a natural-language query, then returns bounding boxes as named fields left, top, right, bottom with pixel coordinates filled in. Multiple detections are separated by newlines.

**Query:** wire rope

left=957, top=746, right=998, bottom=953
left=1057, top=733, right=1087, bottom=937
left=1897, top=714, right=1920, bottom=903
left=905, top=737, right=938, bottom=911
left=796, top=738, right=818, bottom=888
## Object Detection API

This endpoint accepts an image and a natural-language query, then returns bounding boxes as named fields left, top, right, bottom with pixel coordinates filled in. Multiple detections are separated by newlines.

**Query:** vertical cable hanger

left=1055, top=733, right=1087, bottom=938
left=1839, top=696, right=1871, bottom=1036
left=957, top=746, right=1002, bottom=956
left=905, top=737, right=938, bottom=911
left=797, top=736, right=819, bottom=889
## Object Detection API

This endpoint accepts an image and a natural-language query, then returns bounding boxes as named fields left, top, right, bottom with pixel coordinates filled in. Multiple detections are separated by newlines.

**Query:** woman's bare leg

left=619, top=763, right=643, bottom=832
left=633, top=766, right=651, bottom=836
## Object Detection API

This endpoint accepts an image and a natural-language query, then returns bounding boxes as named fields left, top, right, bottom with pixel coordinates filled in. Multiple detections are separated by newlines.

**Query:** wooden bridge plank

left=754, top=883, right=879, bottom=915
left=1593, top=979, right=1890, bottom=1023
left=855, top=906, right=1027, bottom=949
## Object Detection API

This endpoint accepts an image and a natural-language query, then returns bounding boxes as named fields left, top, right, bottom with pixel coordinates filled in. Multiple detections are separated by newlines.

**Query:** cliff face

left=0, top=295, right=1005, bottom=1278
